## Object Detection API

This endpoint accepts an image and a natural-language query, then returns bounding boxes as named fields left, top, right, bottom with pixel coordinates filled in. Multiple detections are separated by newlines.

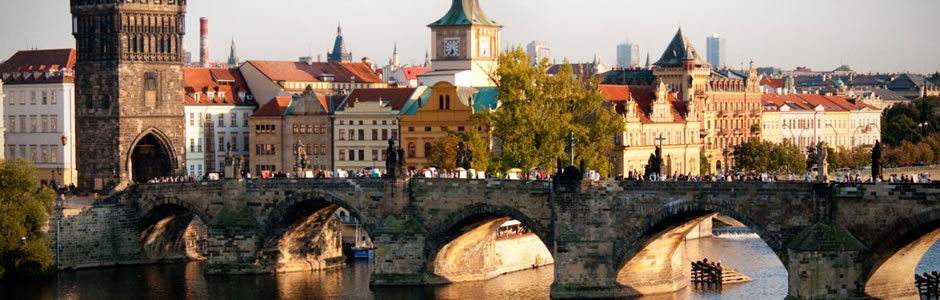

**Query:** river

left=4, top=234, right=939, bottom=300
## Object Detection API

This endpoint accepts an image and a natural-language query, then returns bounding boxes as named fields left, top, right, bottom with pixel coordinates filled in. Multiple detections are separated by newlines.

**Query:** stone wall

left=47, top=204, right=145, bottom=269
left=493, top=234, right=554, bottom=274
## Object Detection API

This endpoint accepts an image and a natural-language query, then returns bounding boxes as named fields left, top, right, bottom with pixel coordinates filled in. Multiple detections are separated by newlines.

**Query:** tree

left=0, top=158, right=55, bottom=279
left=486, top=48, right=623, bottom=176
left=427, top=135, right=461, bottom=170
left=699, top=152, right=710, bottom=176
left=882, top=97, right=940, bottom=146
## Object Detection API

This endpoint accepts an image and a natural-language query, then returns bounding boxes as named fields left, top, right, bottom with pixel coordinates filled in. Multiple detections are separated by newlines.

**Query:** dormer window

left=207, top=92, right=215, bottom=99
left=219, top=92, right=226, bottom=100
left=238, top=91, right=246, bottom=100
left=193, top=93, right=200, bottom=102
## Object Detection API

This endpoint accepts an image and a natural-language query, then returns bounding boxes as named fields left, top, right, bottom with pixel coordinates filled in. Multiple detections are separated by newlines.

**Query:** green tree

left=882, top=97, right=940, bottom=146
left=486, top=48, right=623, bottom=176
left=0, top=158, right=55, bottom=279
left=699, top=152, right=710, bottom=176
left=770, top=141, right=806, bottom=174
left=427, top=135, right=461, bottom=170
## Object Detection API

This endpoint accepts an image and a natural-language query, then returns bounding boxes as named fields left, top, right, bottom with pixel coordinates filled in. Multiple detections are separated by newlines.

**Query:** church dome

left=833, top=78, right=845, bottom=89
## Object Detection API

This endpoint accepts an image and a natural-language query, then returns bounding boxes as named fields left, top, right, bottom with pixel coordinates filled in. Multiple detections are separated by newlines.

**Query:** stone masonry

left=51, top=179, right=940, bottom=300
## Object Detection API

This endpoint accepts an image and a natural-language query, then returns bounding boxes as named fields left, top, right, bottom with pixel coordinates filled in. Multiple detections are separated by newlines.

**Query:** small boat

left=352, top=222, right=374, bottom=260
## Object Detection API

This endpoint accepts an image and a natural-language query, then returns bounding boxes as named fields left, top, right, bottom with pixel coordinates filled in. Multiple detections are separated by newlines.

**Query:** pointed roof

left=228, top=38, right=239, bottom=67
left=429, top=0, right=500, bottom=27
left=654, top=28, right=706, bottom=67
left=328, top=23, right=352, bottom=63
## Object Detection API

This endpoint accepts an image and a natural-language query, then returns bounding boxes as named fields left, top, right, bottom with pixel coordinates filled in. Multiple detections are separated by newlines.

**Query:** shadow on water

left=7, top=236, right=940, bottom=299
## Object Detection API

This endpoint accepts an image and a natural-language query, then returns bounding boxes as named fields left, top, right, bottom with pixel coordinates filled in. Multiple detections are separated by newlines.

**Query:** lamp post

left=567, top=132, right=578, bottom=166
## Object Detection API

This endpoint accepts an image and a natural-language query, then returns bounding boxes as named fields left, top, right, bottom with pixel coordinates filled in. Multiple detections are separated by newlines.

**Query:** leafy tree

left=0, top=158, right=55, bottom=279
left=699, top=152, right=710, bottom=176
left=882, top=97, right=940, bottom=146
left=427, top=135, right=461, bottom=170
left=733, top=139, right=807, bottom=174
left=486, top=48, right=623, bottom=176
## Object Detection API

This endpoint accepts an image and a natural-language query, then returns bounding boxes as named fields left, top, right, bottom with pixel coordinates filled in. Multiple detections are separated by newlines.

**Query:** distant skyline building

left=526, top=41, right=551, bottom=64
left=616, top=40, right=639, bottom=68
left=706, top=33, right=726, bottom=69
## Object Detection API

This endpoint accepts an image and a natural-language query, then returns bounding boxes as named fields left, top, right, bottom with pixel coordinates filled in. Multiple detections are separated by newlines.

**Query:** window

left=41, top=116, right=48, bottom=132
left=458, top=126, right=465, bottom=132
left=50, top=145, right=57, bottom=163
left=29, top=145, right=37, bottom=162
left=30, top=91, right=36, bottom=105
left=230, top=113, right=237, bottom=127
left=424, top=143, right=432, bottom=158
left=339, top=150, right=346, bottom=161
left=339, top=129, right=346, bottom=140
left=439, top=95, right=444, bottom=110
left=190, top=139, right=195, bottom=152
left=51, top=91, right=57, bottom=105
left=349, top=129, right=356, bottom=140
left=30, top=115, right=37, bottom=132
left=217, top=113, right=225, bottom=127
left=408, top=143, right=416, bottom=158
left=445, top=95, right=451, bottom=110
left=243, top=112, right=249, bottom=127
left=243, top=133, right=250, bottom=152
left=144, top=72, right=158, bottom=107
left=391, top=129, right=398, bottom=140
left=372, top=150, right=379, bottom=161
left=189, top=113, right=194, bottom=126
left=372, top=129, right=378, bottom=140
left=6, top=91, right=12, bottom=105
left=19, top=91, right=25, bottom=105
left=372, top=120, right=377, bottom=125
left=408, top=127, right=415, bottom=132
left=359, top=150, right=365, bottom=161
left=40, top=146, right=48, bottom=164
left=349, top=150, right=356, bottom=161
left=190, top=165, right=195, bottom=176
left=41, top=91, right=48, bottom=105
left=218, top=137, right=225, bottom=151
left=425, top=127, right=431, bottom=132
left=19, top=116, right=25, bottom=133
left=382, top=129, right=388, bottom=141
left=358, top=129, right=364, bottom=141
left=197, top=138, right=203, bottom=152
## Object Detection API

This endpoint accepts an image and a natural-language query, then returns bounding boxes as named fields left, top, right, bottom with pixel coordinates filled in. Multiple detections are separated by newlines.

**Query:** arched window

left=439, top=95, right=445, bottom=110
left=407, top=143, right=416, bottom=158
left=445, top=95, right=451, bottom=110
left=424, top=143, right=432, bottom=158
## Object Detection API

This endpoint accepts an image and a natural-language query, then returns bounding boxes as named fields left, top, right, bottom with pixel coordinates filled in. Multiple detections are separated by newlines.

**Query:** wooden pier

left=916, top=272, right=940, bottom=299
left=691, top=258, right=752, bottom=289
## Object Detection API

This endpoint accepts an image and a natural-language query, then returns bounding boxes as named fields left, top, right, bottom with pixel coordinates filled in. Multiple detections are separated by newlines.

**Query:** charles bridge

left=49, top=178, right=940, bottom=299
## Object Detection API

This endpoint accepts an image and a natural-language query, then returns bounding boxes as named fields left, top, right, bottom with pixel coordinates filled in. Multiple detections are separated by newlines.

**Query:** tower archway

left=128, top=129, right=177, bottom=182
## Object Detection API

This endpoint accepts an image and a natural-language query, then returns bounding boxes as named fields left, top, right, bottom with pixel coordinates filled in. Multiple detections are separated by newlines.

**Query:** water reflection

left=7, top=235, right=940, bottom=299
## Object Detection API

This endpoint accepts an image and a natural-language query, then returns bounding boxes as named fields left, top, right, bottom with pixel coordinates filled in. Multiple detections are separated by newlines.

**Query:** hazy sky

left=2, top=0, right=939, bottom=73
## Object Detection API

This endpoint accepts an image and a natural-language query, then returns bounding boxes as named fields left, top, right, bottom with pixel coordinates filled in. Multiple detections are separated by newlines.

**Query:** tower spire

left=228, top=37, right=238, bottom=68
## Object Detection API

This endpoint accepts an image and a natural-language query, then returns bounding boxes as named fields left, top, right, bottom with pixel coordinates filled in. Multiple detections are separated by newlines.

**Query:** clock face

left=479, top=37, right=491, bottom=57
left=444, top=39, right=460, bottom=57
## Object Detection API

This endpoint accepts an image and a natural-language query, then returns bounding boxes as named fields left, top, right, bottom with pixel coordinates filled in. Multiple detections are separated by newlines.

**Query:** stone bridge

left=91, top=179, right=940, bottom=299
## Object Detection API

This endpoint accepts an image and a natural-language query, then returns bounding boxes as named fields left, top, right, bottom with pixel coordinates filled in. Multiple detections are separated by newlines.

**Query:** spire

left=645, top=52, right=651, bottom=69
left=227, top=38, right=239, bottom=68
left=654, top=28, right=705, bottom=67
left=328, top=22, right=352, bottom=63
left=391, top=42, right=400, bottom=67
left=429, top=0, right=501, bottom=27
left=424, top=50, right=431, bottom=68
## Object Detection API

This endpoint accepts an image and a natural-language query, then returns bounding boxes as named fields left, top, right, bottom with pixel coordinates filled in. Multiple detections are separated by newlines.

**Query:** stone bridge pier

left=113, top=179, right=940, bottom=299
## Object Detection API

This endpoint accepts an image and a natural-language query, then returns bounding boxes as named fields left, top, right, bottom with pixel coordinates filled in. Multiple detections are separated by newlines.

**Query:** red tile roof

left=337, top=88, right=417, bottom=111
left=245, top=60, right=384, bottom=85
left=400, top=67, right=432, bottom=80
left=0, top=49, right=76, bottom=84
left=760, top=77, right=786, bottom=89
left=183, top=67, right=254, bottom=106
left=761, top=94, right=874, bottom=111
left=253, top=96, right=294, bottom=117
left=599, top=85, right=687, bottom=124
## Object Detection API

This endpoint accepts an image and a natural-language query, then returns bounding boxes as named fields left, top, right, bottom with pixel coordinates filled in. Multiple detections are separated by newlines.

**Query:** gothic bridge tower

left=71, top=0, right=187, bottom=190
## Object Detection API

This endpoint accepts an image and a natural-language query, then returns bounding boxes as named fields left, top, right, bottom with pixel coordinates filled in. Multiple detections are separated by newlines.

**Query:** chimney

left=317, top=54, right=322, bottom=63
left=299, top=56, right=312, bottom=65
left=200, top=17, right=209, bottom=68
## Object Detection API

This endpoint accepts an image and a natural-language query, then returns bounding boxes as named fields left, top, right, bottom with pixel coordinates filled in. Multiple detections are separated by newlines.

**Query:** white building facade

left=1, top=49, right=78, bottom=186
left=182, top=68, right=256, bottom=178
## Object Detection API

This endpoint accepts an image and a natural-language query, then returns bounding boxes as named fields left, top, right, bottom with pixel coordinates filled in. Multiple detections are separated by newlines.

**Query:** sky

left=2, top=0, right=939, bottom=74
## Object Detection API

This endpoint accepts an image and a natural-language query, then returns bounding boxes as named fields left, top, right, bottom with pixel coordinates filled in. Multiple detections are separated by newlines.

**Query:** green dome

left=833, top=78, right=845, bottom=89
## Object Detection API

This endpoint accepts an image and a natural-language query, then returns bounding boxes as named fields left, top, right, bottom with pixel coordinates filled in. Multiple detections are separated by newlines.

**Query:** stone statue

left=296, top=140, right=309, bottom=172
left=872, top=141, right=883, bottom=181
left=223, top=141, right=242, bottom=179
left=465, top=144, right=474, bottom=170
left=645, top=146, right=663, bottom=179
left=386, top=139, right=398, bottom=178
left=456, top=142, right=466, bottom=170
left=817, top=142, right=829, bottom=183
left=456, top=141, right=473, bottom=169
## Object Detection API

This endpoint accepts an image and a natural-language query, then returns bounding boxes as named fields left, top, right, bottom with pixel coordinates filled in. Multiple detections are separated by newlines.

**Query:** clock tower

left=421, top=0, right=501, bottom=87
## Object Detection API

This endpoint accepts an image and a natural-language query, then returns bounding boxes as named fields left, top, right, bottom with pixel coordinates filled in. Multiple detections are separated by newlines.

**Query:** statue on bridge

left=224, top=142, right=242, bottom=179
left=386, top=139, right=406, bottom=178
left=456, top=141, right=473, bottom=170
left=295, top=140, right=309, bottom=174
left=644, top=146, right=663, bottom=180
left=817, top=142, right=829, bottom=183
left=872, top=141, right=883, bottom=181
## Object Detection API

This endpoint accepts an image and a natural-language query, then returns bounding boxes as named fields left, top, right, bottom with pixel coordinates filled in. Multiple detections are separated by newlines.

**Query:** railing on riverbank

left=916, top=272, right=940, bottom=299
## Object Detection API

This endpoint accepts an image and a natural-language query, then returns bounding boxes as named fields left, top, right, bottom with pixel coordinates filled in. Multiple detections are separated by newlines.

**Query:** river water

left=4, top=235, right=940, bottom=300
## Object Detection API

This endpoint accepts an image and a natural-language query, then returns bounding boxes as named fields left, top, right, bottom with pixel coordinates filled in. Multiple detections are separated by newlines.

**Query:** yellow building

left=760, top=94, right=882, bottom=151
left=399, top=82, right=498, bottom=170
left=601, top=81, right=703, bottom=177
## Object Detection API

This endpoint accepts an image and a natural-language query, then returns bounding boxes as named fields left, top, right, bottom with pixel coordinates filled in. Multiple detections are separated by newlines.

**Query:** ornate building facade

left=248, top=88, right=331, bottom=176
left=71, top=0, right=187, bottom=190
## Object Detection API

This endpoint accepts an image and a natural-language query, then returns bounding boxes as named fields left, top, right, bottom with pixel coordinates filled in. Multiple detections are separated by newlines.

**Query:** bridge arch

left=863, top=207, right=940, bottom=298
left=613, top=198, right=786, bottom=296
left=423, top=203, right=554, bottom=284
left=137, top=202, right=208, bottom=261
left=260, top=189, right=371, bottom=273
